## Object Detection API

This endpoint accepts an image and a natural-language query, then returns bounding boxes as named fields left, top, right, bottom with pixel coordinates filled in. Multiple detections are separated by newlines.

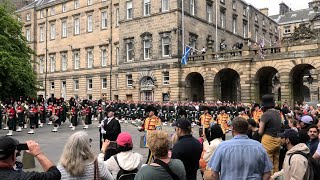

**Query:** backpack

left=289, top=151, right=320, bottom=180
left=114, top=155, right=138, bottom=180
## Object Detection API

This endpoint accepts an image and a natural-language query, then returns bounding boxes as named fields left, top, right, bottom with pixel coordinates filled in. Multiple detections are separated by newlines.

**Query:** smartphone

left=108, top=141, right=118, bottom=149
left=17, top=143, right=29, bottom=151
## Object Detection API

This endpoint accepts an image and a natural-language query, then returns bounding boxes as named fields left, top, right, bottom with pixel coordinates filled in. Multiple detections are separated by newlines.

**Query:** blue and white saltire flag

left=181, top=46, right=191, bottom=65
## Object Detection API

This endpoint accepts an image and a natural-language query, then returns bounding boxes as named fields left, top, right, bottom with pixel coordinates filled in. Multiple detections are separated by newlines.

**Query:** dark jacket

left=171, top=134, right=202, bottom=180
left=102, top=117, right=121, bottom=141
left=0, top=166, right=61, bottom=180
left=299, top=126, right=310, bottom=144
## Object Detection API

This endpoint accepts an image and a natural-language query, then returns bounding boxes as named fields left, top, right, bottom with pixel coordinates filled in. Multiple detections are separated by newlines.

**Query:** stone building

left=17, top=0, right=280, bottom=102
left=270, top=0, right=320, bottom=40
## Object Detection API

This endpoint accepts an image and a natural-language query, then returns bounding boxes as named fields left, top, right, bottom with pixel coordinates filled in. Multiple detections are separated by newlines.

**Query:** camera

left=17, top=143, right=29, bottom=151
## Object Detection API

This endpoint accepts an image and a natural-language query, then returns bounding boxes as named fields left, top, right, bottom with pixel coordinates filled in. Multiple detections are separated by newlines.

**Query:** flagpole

left=182, top=0, right=185, bottom=54
left=215, top=0, right=218, bottom=52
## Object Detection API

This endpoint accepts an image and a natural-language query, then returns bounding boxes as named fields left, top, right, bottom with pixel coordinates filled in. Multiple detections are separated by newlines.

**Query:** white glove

left=101, top=128, right=106, bottom=134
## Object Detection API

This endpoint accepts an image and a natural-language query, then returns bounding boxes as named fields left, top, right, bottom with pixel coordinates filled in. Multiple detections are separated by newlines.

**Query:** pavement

left=0, top=119, right=231, bottom=179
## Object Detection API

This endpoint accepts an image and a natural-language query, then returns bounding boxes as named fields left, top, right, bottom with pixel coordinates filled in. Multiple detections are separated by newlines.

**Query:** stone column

left=204, top=81, right=214, bottom=101
left=279, top=74, right=291, bottom=105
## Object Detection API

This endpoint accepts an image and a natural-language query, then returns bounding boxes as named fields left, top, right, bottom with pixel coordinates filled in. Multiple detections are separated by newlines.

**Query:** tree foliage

left=0, top=0, right=37, bottom=100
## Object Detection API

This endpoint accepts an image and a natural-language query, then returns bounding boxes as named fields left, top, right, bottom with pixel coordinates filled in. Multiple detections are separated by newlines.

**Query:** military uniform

left=217, top=112, right=230, bottom=138
left=200, top=111, right=214, bottom=140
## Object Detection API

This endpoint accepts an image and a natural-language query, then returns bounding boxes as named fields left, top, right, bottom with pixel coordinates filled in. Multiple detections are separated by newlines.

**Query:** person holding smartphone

left=0, top=136, right=61, bottom=180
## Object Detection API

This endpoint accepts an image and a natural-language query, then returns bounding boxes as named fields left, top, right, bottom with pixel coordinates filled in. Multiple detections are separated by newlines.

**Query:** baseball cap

left=300, top=115, right=313, bottom=124
left=116, top=132, right=133, bottom=147
left=277, top=129, right=299, bottom=139
left=175, top=119, right=191, bottom=130
left=0, top=136, right=19, bottom=159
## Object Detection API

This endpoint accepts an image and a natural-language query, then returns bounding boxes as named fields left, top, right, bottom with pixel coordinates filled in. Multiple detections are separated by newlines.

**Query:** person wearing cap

left=216, top=106, right=230, bottom=140
left=298, top=115, right=314, bottom=144
left=271, top=129, right=310, bottom=180
left=171, top=119, right=202, bottom=180
left=199, top=106, right=214, bottom=141
left=100, top=107, right=121, bottom=160
left=140, top=105, right=162, bottom=164
left=208, top=117, right=272, bottom=180
left=99, top=132, right=143, bottom=179
left=0, top=136, right=61, bottom=179
left=258, top=94, right=282, bottom=174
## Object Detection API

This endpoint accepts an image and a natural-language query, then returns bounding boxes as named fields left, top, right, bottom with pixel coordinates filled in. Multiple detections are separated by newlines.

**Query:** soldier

left=252, top=103, right=263, bottom=124
left=15, top=102, right=24, bottom=132
left=38, top=102, right=45, bottom=127
left=238, top=107, right=249, bottom=120
left=199, top=106, right=214, bottom=141
left=69, top=106, right=78, bottom=131
left=51, top=102, right=60, bottom=132
left=83, top=104, right=91, bottom=129
left=97, top=104, right=103, bottom=124
left=27, top=104, right=38, bottom=134
left=6, top=104, right=16, bottom=136
left=47, top=102, right=54, bottom=125
left=139, top=105, right=162, bottom=164
left=216, top=106, right=230, bottom=140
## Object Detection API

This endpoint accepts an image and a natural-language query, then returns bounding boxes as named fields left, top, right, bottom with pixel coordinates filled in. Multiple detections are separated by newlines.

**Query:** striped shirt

left=57, top=161, right=113, bottom=180
left=208, top=135, right=273, bottom=180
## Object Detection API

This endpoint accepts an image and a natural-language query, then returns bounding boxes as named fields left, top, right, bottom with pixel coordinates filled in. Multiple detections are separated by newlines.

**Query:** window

left=126, top=1, right=133, bottom=19
left=116, top=75, right=119, bottom=89
left=232, top=0, right=236, bottom=10
left=87, top=79, right=93, bottom=90
left=232, top=17, right=237, bottom=34
left=74, top=51, right=80, bottom=69
left=26, top=13, right=31, bottom=21
left=101, top=48, right=107, bottom=67
left=87, top=15, right=93, bottom=32
left=62, top=3, right=67, bottom=12
left=144, top=39, right=151, bottom=60
left=275, top=27, right=278, bottom=34
left=87, top=49, right=93, bottom=68
left=50, top=55, right=55, bottom=72
left=255, top=29, right=258, bottom=42
left=51, top=82, right=55, bottom=90
left=262, top=19, right=265, bottom=26
left=162, top=0, right=169, bottom=12
left=243, top=23, right=248, bottom=38
left=189, top=34, right=197, bottom=51
left=74, top=18, right=80, bottom=35
left=40, top=27, right=44, bottom=42
left=162, top=36, right=170, bottom=57
left=220, top=11, right=225, bottom=28
left=74, top=0, right=80, bottom=9
left=255, top=14, right=258, bottom=22
left=26, top=28, right=30, bottom=42
left=60, top=21, right=67, bottom=38
left=74, top=79, right=79, bottom=90
left=144, top=0, right=151, bottom=16
left=101, top=78, right=107, bottom=89
left=39, top=57, right=44, bottom=74
left=243, top=6, right=247, bottom=16
left=190, top=0, right=195, bottom=15
left=284, top=26, right=290, bottom=34
left=207, top=4, right=212, bottom=23
left=127, top=75, right=133, bottom=87
left=101, top=11, right=107, bottom=29
left=115, top=8, right=119, bottom=27
left=163, top=72, right=169, bottom=85
left=50, top=23, right=55, bottom=40
left=40, top=10, right=44, bottom=18
left=50, top=7, right=55, bottom=16
left=116, top=47, right=119, bottom=65
left=61, top=53, right=67, bottom=71
left=88, top=0, right=92, bottom=5
left=126, top=42, right=133, bottom=61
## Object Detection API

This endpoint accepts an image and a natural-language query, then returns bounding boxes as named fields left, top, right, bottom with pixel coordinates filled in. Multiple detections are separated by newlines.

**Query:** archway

left=214, top=68, right=240, bottom=102
left=139, top=76, right=155, bottom=102
left=185, top=72, right=204, bottom=102
left=255, top=67, right=280, bottom=101
left=290, top=64, right=316, bottom=104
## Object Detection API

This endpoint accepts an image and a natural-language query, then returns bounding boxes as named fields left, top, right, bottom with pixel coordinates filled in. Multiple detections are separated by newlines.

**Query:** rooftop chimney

left=279, top=2, right=290, bottom=15
left=260, top=8, right=269, bottom=16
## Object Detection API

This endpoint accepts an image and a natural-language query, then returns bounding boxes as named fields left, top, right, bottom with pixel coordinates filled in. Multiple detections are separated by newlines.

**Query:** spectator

left=287, top=117, right=298, bottom=132
left=57, top=131, right=113, bottom=180
left=298, top=115, right=313, bottom=144
left=99, top=132, right=143, bottom=179
left=202, top=124, right=223, bottom=163
left=0, top=136, right=61, bottom=180
left=307, top=125, right=319, bottom=156
left=271, top=129, right=310, bottom=180
left=247, top=118, right=261, bottom=142
left=258, top=94, right=282, bottom=173
left=135, top=130, right=186, bottom=180
left=208, top=117, right=272, bottom=180
left=171, top=119, right=202, bottom=180
left=201, top=47, right=206, bottom=54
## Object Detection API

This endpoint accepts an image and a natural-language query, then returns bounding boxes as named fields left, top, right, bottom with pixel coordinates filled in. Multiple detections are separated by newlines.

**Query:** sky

left=244, top=0, right=310, bottom=16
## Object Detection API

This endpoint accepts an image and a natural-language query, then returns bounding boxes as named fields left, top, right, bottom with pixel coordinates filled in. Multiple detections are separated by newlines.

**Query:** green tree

left=0, top=0, right=37, bottom=100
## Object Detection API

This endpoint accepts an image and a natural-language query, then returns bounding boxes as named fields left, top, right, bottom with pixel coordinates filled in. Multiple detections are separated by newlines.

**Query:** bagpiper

left=27, top=104, right=38, bottom=134
left=38, top=102, right=45, bottom=127
left=69, top=106, right=78, bottom=131
left=16, top=101, right=25, bottom=132
left=199, top=106, right=214, bottom=140
left=6, top=104, right=16, bottom=136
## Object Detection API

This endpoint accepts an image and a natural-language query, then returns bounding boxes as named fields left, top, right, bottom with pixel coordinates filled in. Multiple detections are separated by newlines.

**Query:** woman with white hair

left=57, top=131, right=113, bottom=180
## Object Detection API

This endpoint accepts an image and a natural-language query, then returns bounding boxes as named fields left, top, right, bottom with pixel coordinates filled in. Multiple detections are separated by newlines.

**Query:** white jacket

left=203, top=138, right=223, bottom=163
left=98, top=151, right=143, bottom=179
